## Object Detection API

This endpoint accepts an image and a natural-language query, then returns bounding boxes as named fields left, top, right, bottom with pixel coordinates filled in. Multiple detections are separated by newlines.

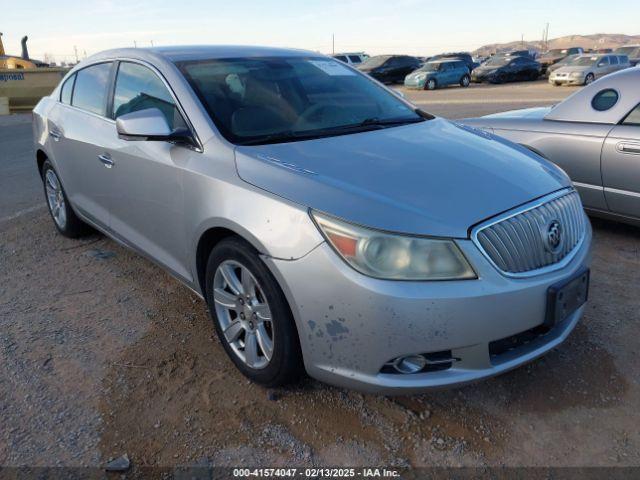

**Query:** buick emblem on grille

left=544, top=220, right=563, bottom=253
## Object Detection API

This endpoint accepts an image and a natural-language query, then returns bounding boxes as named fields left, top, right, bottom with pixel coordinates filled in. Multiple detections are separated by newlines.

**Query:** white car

left=332, top=52, right=368, bottom=66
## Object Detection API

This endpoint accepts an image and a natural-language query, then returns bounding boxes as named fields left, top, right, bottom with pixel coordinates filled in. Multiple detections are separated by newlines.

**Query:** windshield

left=557, top=55, right=578, bottom=66
left=484, top=58, right=509, bottom=67
left=418, top=62, right=441, bottom=72
left=177, top=56, right=425, bottom=145
left=358, top=55, right=391, bottom=69
left=573, top=56, right=599, bottom=66
left=615, top=46, right=640, bottom=56
left=545, top=49, right=568, bottom=57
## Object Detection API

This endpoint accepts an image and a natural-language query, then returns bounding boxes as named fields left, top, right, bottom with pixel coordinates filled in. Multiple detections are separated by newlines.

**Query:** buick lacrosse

left=33, top=46, right=592, bottom=393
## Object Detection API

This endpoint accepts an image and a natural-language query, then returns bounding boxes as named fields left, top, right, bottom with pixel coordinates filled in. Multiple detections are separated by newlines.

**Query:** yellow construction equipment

left=0, top=33, right=69, bottom=113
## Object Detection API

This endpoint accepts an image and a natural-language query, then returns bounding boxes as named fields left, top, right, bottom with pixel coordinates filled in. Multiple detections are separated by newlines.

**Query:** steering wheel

left=294, top=103, right=331, bottom=130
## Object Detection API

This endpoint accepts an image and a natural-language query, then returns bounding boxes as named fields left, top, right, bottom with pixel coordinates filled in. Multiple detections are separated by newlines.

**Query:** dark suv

left=357, top=55, right=421, bottom=84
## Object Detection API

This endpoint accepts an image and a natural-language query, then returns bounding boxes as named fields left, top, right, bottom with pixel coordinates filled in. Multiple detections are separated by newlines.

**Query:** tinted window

left=348, top=55, right=361, bottom=64
left=71, top=62, right=112, bottom=115
left=113, top=62, right=184, bottom=130
left=610, top=56, right=619, bottom=65
left=60, top=74, right=75, bottom=104
left=177, top=56, right=423, bottom=145
left=622, top=104, right=640, bottom=126
left=597, top=57, right=609, bottom=66
left=334, top=56, right=347, bottom=63
left=592, top=89, right=619, bottom=111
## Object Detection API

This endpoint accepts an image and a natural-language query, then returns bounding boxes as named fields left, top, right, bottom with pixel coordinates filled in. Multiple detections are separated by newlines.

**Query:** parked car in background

left=539, top=47, right=584, bottom=75
left=404, top=59, right=470, bottom=90
left=463, top=68, right=640, bottom=226
left=614, top=45, right=640, bottom=66
left=357, top=54, right=421, bottom=84
left=429, top=52, right=477, bottom=71
left=547, top=54, right=580, bottom=75
left=549, top=54, right=630, bottom=86
left=471, top=56, right=540, bottom=83
left=33, top=46, right=592, bottom=393
left=332, top=52, right=368, bottom=67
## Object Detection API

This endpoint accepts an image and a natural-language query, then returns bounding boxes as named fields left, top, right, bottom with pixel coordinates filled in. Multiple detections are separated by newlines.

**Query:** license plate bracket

left=544, top=268, right=590, bottom=328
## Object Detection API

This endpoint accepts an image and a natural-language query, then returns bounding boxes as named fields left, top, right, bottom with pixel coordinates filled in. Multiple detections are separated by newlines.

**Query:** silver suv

left=33, top=46, right=592, bottom=393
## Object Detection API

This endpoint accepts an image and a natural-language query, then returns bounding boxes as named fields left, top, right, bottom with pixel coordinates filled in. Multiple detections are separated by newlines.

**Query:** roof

left=545, top=66, right=640, bottom=124
left=85, top=45, right=322, bottom=64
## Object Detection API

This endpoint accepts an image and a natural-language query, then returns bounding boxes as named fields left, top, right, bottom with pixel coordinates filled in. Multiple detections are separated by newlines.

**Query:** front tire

left=41, top=160, right=90, bottom=238
left=425, top=78, right=437, bottom=90
left=585, top=73, right=595, bottom=85
left=205, top=237, right=303, bottom=387
left=460, top=74, right=470, bottom=87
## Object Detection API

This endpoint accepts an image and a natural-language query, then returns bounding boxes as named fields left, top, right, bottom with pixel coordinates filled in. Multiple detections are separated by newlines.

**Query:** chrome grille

left=473, top=190, right=586, bottom=276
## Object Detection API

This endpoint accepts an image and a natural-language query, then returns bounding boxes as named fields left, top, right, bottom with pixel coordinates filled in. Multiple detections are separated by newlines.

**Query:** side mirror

left=116, top=108, right=194, bottom=146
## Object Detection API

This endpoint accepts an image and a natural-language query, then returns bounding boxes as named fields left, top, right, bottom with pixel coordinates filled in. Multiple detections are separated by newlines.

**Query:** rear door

left=105, top=60, right=195, bottom=280
left=47, top=62, right=116, bottom=228
left=602, top=103, right=640, bottom=219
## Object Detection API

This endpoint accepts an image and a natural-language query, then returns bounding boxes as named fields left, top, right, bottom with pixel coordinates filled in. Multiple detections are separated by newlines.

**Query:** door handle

left=98, top=153, right=114, bottom=168
left=616, top=142, right=640, bottom=155
left=49, top=130, right=62, bottom=141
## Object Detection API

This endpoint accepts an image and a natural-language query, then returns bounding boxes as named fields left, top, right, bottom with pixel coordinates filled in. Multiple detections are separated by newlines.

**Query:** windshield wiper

left=237, top=116, right=427, bottom=146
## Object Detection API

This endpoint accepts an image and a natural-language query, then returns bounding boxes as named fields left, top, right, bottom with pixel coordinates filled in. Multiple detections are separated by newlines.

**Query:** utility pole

left=74, top=45, right=79, bottom=63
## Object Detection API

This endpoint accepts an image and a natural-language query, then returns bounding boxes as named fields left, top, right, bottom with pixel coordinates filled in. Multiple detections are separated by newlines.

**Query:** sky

left=2, top=0, right=639, bottom=64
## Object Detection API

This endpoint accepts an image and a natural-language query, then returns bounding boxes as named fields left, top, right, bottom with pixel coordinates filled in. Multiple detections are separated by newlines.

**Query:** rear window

left=592, top=89, right=619, bottom=112
left=71, top=62, right=113, bottom=116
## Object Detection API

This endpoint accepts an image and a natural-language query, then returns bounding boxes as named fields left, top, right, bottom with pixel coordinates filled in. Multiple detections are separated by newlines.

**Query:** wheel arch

left=36, top=149, right=48, bottom=176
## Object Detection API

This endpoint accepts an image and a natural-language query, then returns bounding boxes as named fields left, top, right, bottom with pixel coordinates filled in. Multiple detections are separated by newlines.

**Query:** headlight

left=311, top=211, right=476, bottom=280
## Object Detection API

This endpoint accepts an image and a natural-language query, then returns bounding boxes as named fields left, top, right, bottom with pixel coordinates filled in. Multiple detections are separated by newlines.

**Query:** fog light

left=394, top=355, right=427, bottom=374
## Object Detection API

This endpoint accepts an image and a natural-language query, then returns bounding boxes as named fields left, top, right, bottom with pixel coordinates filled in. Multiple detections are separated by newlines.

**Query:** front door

left=105, top=61, right=194, bottom=281
left=602, top=104, right=640, bottom=219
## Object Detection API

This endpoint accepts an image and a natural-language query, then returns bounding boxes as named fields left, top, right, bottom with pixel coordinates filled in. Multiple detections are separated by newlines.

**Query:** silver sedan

left=33, top=46, right=591, bottom=394
left=463, top=67, right=640, bottom=227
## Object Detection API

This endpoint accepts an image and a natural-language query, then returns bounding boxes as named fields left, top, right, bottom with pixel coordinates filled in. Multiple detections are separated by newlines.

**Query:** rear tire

left=205, top=237, right=304, bottom=387
left=41, top=160, right=90, bottom=238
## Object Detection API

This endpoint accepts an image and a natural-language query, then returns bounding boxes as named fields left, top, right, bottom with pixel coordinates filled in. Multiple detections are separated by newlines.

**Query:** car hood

left=539, top=55, right=564, bottom=64
left=234, top=118, right=570, bottom=238
left=553, top=65, right=589, bottom=74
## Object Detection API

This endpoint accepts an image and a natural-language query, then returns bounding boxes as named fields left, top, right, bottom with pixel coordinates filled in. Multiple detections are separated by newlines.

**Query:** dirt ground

left=1, top=82, right=639, bottom=470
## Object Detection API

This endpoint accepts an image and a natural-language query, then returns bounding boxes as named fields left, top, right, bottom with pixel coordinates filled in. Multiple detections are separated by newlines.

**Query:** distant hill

left=473, top=33, right=640, bottom=57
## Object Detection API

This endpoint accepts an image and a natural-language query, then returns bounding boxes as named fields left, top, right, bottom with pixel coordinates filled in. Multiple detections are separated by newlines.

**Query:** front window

left=546, top=49, right=568, bottom=56
left=112, top=61, right=185, bottom=130
left=177, top=56, right=425, bottom=145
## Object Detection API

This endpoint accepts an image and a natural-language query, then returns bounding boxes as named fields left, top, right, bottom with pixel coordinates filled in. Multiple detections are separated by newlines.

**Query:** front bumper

left=264, top=221, right=592, bottom=394
left=548, top=74, right=584, bottom=85
left=404, top=78, right=426, bottom=89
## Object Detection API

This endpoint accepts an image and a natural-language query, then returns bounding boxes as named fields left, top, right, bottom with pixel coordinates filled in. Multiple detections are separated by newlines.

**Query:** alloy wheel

left=212, top=260, right=274, bottom=369
left=45, top=169, right=67, bottom=229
